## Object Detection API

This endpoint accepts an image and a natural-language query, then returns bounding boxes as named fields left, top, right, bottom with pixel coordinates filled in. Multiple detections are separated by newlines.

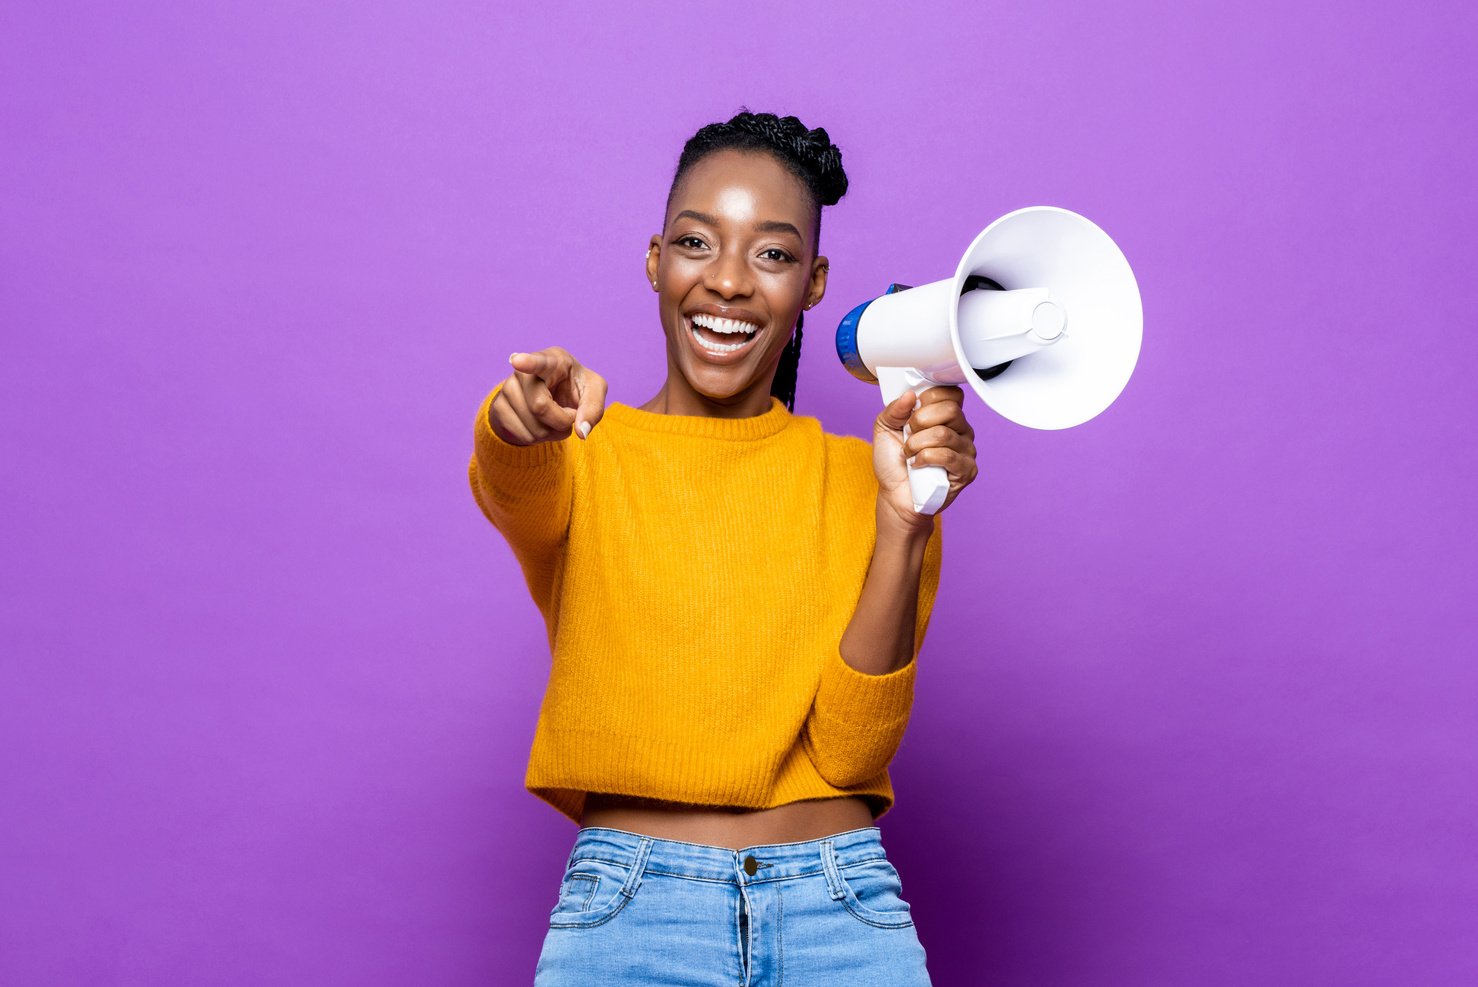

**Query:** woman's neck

left=638, top=375, right=777, bottom=418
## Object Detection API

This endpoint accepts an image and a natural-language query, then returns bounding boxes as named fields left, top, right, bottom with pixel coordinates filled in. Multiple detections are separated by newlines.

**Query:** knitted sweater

left=468, top=382, right=943, bottom=825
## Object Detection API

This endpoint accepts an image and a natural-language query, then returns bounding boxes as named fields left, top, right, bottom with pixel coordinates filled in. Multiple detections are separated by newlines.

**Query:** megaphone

left=836, top=205, right=1143, bottom=514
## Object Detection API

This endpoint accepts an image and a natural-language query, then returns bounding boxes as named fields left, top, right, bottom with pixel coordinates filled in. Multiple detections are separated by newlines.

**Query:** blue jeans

left=533, top=825, right=931, bottom=986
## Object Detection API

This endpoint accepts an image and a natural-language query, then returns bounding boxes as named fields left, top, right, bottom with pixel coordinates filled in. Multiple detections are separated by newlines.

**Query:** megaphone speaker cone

left=950, top=206, right=1142, bottom=430
left=833, top=204, right=1143, bottom=511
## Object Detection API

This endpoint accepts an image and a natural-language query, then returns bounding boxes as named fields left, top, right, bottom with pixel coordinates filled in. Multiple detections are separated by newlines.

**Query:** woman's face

left=646, top=149, right=828, bottom=407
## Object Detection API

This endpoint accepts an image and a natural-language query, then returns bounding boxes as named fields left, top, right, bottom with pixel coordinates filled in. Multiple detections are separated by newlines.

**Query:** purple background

left=3, top=1, right=1475, bottom=984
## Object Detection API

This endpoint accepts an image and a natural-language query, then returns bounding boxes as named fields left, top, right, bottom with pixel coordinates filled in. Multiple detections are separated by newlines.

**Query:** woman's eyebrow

left=674, top=209, right=804, bottom=241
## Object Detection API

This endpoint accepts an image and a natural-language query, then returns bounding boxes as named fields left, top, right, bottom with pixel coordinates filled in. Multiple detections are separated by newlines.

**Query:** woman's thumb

left=573, top=371, right=608, bottom=439
left=878, top=389, right=916, bottom=431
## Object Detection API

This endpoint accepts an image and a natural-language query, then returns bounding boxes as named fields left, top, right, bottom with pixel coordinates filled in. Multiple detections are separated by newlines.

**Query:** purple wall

left=3, top=1, right=1474, bottom=983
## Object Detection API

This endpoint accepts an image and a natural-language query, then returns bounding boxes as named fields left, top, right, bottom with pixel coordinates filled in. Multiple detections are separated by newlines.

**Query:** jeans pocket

left=823, top=844, right=915, bottom=929
left=548, top=843, right=651, bottom=929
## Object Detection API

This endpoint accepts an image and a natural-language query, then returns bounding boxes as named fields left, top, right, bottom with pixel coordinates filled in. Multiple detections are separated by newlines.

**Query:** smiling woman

left=471, top=109, right=975, bottom=985
left=640, top=112, right=845, bottom=417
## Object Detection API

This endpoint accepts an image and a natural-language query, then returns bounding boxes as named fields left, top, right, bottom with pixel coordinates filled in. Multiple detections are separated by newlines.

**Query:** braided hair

left=666, top=109, right=849, bottom=412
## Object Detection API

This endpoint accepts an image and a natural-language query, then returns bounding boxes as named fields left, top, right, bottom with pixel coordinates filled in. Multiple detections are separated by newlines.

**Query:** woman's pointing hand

left=490, top=347, right=609, bottom=446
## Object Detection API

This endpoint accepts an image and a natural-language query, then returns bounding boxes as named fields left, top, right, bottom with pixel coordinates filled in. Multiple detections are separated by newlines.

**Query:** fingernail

left=576, top=421, right=591, bottom=439
left=509, top=351, right=522, bottom=363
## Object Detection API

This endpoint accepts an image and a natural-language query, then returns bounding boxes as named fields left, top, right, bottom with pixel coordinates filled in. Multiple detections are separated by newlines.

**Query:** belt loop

left=621, top=836, right=653, bottom=898
left=818, top=838, right=845, bottom=901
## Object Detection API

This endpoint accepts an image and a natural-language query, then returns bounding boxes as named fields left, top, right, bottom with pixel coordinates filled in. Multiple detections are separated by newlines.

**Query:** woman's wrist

left=875, top=498, right=935, bottom=548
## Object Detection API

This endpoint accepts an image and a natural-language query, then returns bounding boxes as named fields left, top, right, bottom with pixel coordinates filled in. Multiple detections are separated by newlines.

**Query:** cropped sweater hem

left=525, top=727, right=901, bottom=826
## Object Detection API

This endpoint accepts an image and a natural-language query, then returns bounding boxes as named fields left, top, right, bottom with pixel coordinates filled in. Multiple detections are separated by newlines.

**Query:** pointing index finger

left=509, top=349, right=569, bottom=385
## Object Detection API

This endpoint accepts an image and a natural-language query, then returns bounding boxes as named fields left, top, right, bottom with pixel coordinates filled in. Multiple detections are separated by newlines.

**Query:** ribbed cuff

left=815, top=646, right=918, bottom=728
left=801, top=648, right=917, bottom=788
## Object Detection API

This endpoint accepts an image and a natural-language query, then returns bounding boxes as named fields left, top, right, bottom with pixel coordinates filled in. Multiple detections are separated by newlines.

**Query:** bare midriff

left=579, top=793, right=877, bottom=851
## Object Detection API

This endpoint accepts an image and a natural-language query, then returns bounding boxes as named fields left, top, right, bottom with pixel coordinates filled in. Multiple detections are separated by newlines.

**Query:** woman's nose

left=705, top=251, right=753, bottom=297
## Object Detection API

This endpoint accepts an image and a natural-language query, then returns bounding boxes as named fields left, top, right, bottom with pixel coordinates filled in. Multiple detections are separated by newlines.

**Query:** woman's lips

left=684, top=313, right=763, bottom=363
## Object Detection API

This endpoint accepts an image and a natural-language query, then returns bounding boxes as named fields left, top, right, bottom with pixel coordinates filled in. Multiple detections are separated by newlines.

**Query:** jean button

left=743, top=854, right=758, bottom=876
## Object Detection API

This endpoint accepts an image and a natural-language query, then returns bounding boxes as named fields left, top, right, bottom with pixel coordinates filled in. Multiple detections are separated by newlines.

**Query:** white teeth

left=690, top=326, right=753, bottom=353
left=691, top=312, right=760, bottom=334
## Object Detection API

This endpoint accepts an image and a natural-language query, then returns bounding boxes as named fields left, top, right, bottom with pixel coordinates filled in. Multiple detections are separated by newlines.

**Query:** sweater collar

left=602, top=395, right=792, bottom=440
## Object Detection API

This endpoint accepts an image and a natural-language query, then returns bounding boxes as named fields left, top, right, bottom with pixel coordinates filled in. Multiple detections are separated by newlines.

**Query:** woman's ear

left=645, top=236, right=661, bottom=290
left=807, top=255, right=829, bottom=308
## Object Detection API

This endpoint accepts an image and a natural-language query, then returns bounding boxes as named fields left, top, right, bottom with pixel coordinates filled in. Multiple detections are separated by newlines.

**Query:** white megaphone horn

left=835, top=205, right=1143, bottom=514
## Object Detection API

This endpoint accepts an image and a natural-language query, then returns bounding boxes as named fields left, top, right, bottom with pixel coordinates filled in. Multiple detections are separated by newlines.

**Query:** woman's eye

left=762, top=248, right=795, bottom=263
left=678, top=236, right=706, bottom=249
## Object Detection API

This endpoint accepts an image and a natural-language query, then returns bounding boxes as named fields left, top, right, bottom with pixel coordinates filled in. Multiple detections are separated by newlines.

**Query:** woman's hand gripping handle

left=872, top=379, right=979, bottom=535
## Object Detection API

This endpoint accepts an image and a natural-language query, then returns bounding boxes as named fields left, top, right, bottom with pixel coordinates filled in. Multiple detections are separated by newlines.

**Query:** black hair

left=666, top=109, right=849, bottom=412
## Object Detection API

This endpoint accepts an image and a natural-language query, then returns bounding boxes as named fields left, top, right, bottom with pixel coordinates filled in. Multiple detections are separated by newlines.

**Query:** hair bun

left=725, top=110, right=849, bottom=207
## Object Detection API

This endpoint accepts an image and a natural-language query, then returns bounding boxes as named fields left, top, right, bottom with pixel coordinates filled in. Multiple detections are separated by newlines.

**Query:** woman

left=469, top=110, right=978, bottom=985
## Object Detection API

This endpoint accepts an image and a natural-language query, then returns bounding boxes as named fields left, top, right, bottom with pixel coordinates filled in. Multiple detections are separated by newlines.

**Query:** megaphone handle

left=874, top=366, right=950, bottom=516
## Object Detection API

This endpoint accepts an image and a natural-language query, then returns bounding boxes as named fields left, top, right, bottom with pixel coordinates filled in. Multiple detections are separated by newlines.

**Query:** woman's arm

left=801, top=386, right=973, bottom=788
left=468, top=348, right=607, bottom=617
left=838, top=505, right=935, bottom=676
left=800, top=506, right=943, bottom=789
left=468, top=381, right=577, bottom=616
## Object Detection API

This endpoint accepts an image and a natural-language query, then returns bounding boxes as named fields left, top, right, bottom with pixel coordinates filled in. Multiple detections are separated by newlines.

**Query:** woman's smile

left=684, top=305, right=766, bottom=363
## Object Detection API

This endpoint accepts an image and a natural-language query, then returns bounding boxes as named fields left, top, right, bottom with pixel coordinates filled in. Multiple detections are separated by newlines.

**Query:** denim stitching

left=819, top=840, right=845, bottom=900
left=575, top=824, right=882, bottom=853
left=620, top=837, right=652, bottom=897
left=549, top=840, right=652, bottom=929
left=614, top=855, right=888, bottom=885
left=564, top=872, right=599, bottom=911
left=824, top=846, right=913, bottom=929
left=568, top=855, right=633, bottom=868
left=737, top=878, right=753, bottom=981
left=733, top=889, right=744, bottom=983
left=776, top=882, right=785, bottom=987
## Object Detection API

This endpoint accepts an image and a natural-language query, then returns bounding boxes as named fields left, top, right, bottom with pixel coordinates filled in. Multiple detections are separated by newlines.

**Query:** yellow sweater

left=468, top=383, right=943, bottom=825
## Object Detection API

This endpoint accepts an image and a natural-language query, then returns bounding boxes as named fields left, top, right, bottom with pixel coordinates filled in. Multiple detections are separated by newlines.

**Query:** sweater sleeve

left=801, top=512, right=943, bottom=789
left=467, top=382, right=578, bottom=617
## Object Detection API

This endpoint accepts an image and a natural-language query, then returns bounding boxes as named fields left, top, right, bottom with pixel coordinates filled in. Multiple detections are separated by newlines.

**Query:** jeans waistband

left=566, top=825, right=890, bottom=885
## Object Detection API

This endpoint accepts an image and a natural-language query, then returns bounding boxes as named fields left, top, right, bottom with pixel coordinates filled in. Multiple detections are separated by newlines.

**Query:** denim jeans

left=532, top=825, right=931, bottom=986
